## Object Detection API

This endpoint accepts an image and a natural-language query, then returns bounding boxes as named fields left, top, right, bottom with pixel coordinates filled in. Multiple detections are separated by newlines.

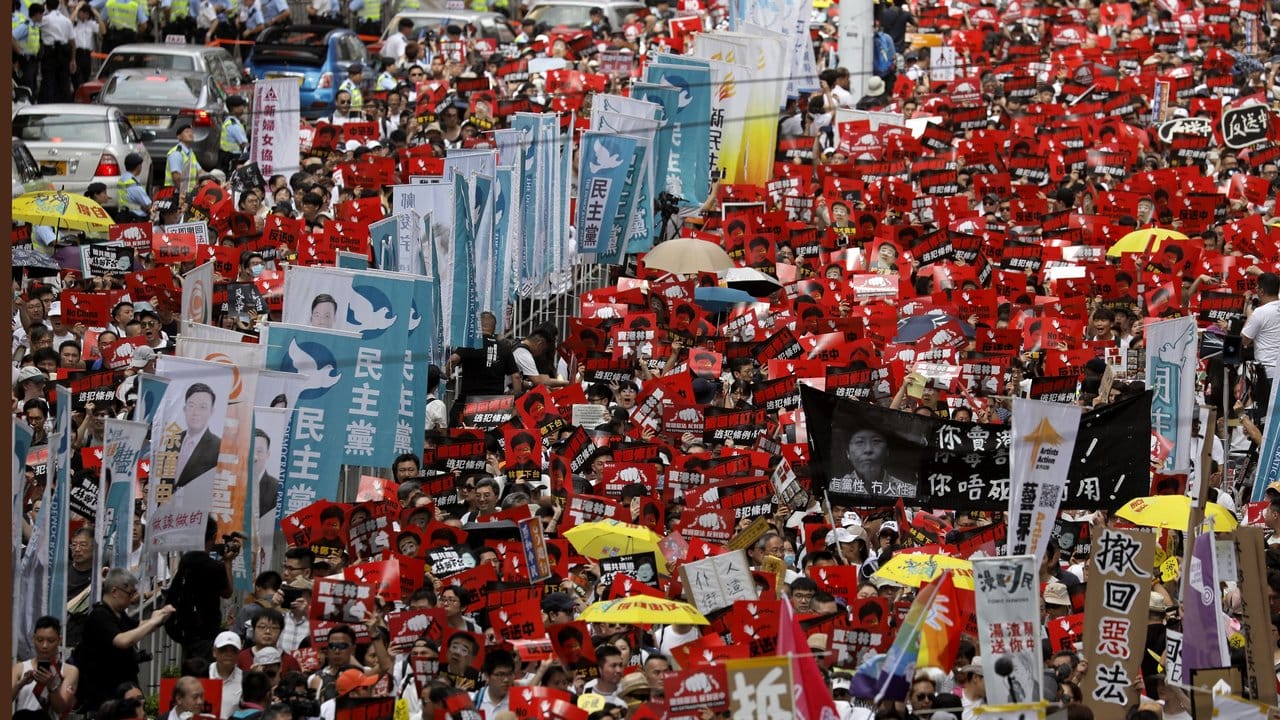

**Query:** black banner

left=800, top=386, right=1152, bottom=510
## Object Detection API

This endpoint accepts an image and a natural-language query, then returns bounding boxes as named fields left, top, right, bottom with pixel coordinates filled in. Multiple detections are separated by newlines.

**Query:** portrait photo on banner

left=827, top=403, right=927, bottom=500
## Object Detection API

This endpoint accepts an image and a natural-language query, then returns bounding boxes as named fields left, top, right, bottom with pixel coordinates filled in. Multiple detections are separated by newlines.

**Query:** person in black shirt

left=167, top=518, right=238, bottom=664
left=446, top=311, right=515, bottom=424
left=72, top=568, right=176, bottom=713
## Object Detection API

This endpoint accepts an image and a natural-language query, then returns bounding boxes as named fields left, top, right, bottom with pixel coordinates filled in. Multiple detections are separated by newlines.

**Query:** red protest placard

left=665, top=664, right=730, bottom=716
left=101, top=336, right=150, bottom=371
left=109, top=222, right=152, bottom=250
left=548, top=621, right=597, bottom=674
left=491, top=596, right=546, bottom=642
left=386, top=608, right=446, bottom=653
left=60, top=290, right=111, bottom=327
left=158, top=677, right=222, bottom=717
left=153, top=231, right=198, bottom=264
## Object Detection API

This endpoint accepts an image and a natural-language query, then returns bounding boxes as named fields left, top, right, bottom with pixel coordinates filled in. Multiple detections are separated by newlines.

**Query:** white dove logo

left=346, top=288, right=396, bottom=333
left=286, top=339, right=342, bottom=394
left=408, top=302, right=421, bottom=332
left=660, top=77, right=694, bottom=109
left=589, top=142, right=624, bottom=174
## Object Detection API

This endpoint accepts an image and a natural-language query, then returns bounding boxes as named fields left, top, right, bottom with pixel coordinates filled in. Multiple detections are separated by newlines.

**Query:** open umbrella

left=720, top=266, right=783, bottom=297
left=693, top=285, right=756, bottom=313
left=1106, top=227, right=1187, bottom=257
left=13, top=191, right=113, bottom=233
left=893, top=312, right=975, bottom=344
left=1116, top=495, right=1237, bottom=532
left=872, top=552, right=974, bottom=590
left=12, top=245, right=60, bottom=273
left=642, top=238, right=734, bottom=274
left=578, top=596, right=708, bottom=625
left=564, top=520, right=668, bottom=574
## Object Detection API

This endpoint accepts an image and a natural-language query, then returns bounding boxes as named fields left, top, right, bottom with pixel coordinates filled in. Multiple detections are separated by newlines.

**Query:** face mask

left=251, top=264, right=265, bottom=277
left=784, top=553, right=796, bottom=566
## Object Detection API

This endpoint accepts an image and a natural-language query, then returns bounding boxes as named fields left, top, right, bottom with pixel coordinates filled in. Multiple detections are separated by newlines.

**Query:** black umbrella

left=461, top=520, right=522, bottom=547
left=12, top=244, right=60, bottom=277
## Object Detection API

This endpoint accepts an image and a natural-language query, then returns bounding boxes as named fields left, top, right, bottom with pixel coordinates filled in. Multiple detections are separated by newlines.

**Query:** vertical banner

left=491, top=166, right=517, bottom=322
left=1235, top=528, right=1277, bottom=704
left=1145, top=316, right=1197, bottom=473
left=260, top=323, right=361, bottom=512
left=726, top=656, right=794, bottom=717
left=1249, top=378, right=1280, bottom=501
left=250, top=406, right=292, bottom=573
left=1180, top=530, right=1228, bottom=681
left=48, top=385, right=73, bottom=628
left=972, top=556, right=1044, bottom=704
left=176, top=337, right=265, bottom=593
left=396, top=279, right=434, bottom=456
left=135, top=373, right=171, bottom=425
left=450, top=171, right=480, bottom=350
left=644, top=60, right=714, bottom=209
left=12, top=420, right=35, bottom=659
left=837, top=0, right=874, bottom=99
left=1080, top=528, right=1156, bottom=720
left=250, top=78, right=301, bottom=177
left=369, top=214, right=398, bottom=271
left=575, top=131, right=638, bottom=254
left=182, top=261, right=215, bottom=326
left=1007, top=399, right=1081, bottom=558
left=95, top=420, right=147, bottom=599
left=147, top=356, right=235, bottom=553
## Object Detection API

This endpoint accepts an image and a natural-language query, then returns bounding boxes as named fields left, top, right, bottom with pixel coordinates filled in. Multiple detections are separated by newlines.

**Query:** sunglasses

left=328, top=642, right=352, bottom=650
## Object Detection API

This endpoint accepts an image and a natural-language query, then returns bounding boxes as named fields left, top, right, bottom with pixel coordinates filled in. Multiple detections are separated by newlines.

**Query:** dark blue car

left=244, top=25, right=373, bottom=118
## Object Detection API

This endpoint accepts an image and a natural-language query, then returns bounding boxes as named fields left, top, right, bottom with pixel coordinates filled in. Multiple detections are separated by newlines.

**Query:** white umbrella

left=642, top=238, right=734, bottom=274
left=720, top=266, right=783, bottom=297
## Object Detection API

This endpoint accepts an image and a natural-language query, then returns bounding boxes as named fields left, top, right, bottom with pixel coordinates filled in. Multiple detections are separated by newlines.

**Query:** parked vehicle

left=244, top=25, right=373, bottom=118
left=96, top=69, right=228, bottom=173
left=13, top=104, right=153, bottom=205
left=523, top=0, right=645, bottom=30
left=74, top=43, right=245, bottom=104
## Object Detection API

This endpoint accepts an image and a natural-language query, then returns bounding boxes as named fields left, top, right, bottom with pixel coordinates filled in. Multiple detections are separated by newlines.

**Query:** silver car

left=12, top=104, right=153, bottom=206
left=524, top=0, right=645, bottom=30
left=97, top=69, right=228, bottom=175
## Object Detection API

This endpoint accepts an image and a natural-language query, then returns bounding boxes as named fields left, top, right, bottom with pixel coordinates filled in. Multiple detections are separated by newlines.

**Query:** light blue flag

left=597, top=135, right=652, bottom=265
left=472, top=173, right=495, bottom=317
left=370, top=215, right=398, bottom=271
left=344, top=272, right=414, bottom=465
left=336, top=251, right=368, bottom=270
left=644, top=62, right=714, bottom=208
left=450, top=171, right=480, bottom=351
left=98, top=420, right=147, bottom=594
left=422, top=214, right=446, bottom=367
left=1251, top=378, right=1280, bottom=500
left=263, top=324, right=362, bottom=512
left=509, top=115, right=539, bottom=283
left=576, top=132, right=639, bottom=254
left=394, top=278, right=434, bottom=456
left=557, top=125, right=572, bottom=276
left=492, top=166, right=517, bottom=320
left=134, top=373, right=170, bottom=425
left=630, top=82, right=678, bottom=198
left=48, top=385, right=72, bottom=629
left=13, top=420, right=37, bottom=658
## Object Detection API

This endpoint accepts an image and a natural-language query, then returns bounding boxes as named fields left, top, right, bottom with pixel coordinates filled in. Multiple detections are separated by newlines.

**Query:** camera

left=211, top=532, right=245, bottom=559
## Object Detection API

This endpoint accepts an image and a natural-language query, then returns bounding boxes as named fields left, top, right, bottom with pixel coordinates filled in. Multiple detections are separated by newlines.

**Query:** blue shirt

left=121, top=170, right=151, bottom=209
left=259, top=0, right=287, bottom=21
left=224, top=116, right=248, bottom=146
left=240, top=0, right=263, bottom=30
left=167, top=141, right=196, bottom=174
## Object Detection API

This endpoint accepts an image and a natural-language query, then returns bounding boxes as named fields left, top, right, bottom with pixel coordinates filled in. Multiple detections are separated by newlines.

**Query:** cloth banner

left=1007, top=399, right=1081, bottom=558
left=972, top=556, right=1044, bottom=704
left=1145, top=316, right=1197, bottom=473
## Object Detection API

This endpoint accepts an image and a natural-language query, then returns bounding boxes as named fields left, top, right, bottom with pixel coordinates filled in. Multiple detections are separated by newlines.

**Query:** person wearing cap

left=337, top=63, right=366, bottom=114
left=165, top=121, right=200, bottom=195
left=15, top=366, right=49, bottom=402
left=219, top=95, right=250, bottom=172
left=1043, top=582, right=1072, bottom=620
left=541, top=591, right=576, bottom=625
left=117, top=153, right=152, bottom=221
left=316, top=668, right=379, bottom=720
left=617, top=672, right=650, bottom=706
left=958, top=657, right=986, bottom=720
left=211, top=631, right=246, bottom=717
left=133, top=303, right=170, bottom=351
left=126, top=345, right=158, bottom=375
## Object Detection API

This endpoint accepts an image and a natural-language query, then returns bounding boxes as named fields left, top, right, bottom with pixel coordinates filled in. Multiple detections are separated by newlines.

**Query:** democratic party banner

left=148, top=355, right=235, bottom=553
left=94, top=419, right=147, bottom=599
left=1249, top=377, right=1280, bottom=501
left=398, top=278, right=436, bottom=454
left=590, top=95, right=660, bottom=260
left=800, top=385, right=1151, bottom=510
left=176, top=336, right=265, bottom=592
left=972, top=556, right=1044, bottom=704
left=644, top=60, right=714, bottom=209
left=575, top=132, right=638, bottom=254
left=13, top=421, right=38, bottom=659
left=449, top=171, right=481, bottom=351
left=1080, top=528, right=1155, bottom=720
left=652, top=54, right=751, bottom=187
left=182, top=261, right=215, bottom=326
left=281, top=266, right=414, bottom=466
left=1007, top=399, right=1081, bottom=558
left=48, top=386, right=73, bottom=626
left=251, top=78, right=301, bottom=177
left=1145, top=316, right=1197, bottom=473
left=1181, top=530, right=1229, bottom=681
left=491, top=166, right=519, bottom=324
left=251, top=406, right=293, bottom=573
left=261, top=323, right=362, bottom=513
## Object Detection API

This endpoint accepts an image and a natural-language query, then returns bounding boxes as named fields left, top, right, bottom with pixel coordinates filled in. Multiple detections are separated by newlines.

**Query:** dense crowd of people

left=12, top=0, right=1280, bottom=716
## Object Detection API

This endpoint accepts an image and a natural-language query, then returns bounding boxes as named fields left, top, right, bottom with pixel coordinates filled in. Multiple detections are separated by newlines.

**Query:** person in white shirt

left=473, top=650, right=515, bottom=718
left=70, top=1, right=103, bottom=87
left=211, top=632, right=245, bottom=717
left=381, top=16, right=412, bottom=64
left=39, top=0, right=76, bottom=102
left=1243, top=271, right=1280, bottom=404
left=165, top=676, right=207, bottom=720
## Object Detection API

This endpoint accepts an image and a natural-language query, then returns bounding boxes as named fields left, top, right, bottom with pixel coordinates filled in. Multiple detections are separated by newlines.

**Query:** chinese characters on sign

left=1081, top=528, right=1155, bottom=720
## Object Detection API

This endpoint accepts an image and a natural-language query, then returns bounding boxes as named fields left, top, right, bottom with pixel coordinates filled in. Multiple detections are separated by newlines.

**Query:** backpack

left=163, top=552, right=203, bottom=645
left=873, top=32, right=896, bottom=77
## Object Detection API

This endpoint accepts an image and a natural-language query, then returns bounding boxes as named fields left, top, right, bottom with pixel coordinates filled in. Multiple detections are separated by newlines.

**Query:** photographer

left=165, top=518, right=239, bottom=664
left=71, top=569, right=175, bottom=713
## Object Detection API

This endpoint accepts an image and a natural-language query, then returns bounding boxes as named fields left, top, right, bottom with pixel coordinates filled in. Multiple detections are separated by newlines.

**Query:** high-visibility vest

left=105, top=0, right=140, bottom=29
left=220, top=116, right=243, bottom=152
left=164, top=143, right=200, bottom=192
left=169, top=0, right=190, bottom=18
left=375, top=71, right=397, bottom=91
left=13, top=15, right=40, bottom=55
left=117, top=174, right=144, bottom=212
left=338, top=78, right=363, bottom=111
left=356, top=0, right=379, bottom=21
left=397, top=0, right=420, bottom=10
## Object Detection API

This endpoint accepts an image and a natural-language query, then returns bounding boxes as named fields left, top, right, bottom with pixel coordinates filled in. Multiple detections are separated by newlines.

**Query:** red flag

left=916, top=570, right=966, bottom=672
left=777, top=596, right=839, bottom=720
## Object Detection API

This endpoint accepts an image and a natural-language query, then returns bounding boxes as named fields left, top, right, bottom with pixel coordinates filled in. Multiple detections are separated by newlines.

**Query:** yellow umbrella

left=873, top=552, right=975, bottom=591
left=579, top=596, right=709, bottom=625
left=564, top=520, right=668, bottom=574
left=1116, top=495, right=1238, bottom=532
left=642, top=238, right=734, bottom=274
left=13, top=191, right=114, bottom=233
left=1106, top=227, right=1188, bottom=257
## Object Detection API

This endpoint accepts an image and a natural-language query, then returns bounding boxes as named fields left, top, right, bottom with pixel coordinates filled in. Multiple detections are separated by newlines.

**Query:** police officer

left=336, top=62, right=364, bottom=113
left=161, top=0, right=194, bottom=42
left=219, top=95, right=249, bottom=171
left=348, top=0, right=376, bottom=37
left=103, top=0, right=145, bottom=50
left=38, top=0, right=75, bottom=102
left=117, top=152, right=152, bottom=221
left=13, top=1, right=41, bottom=92
left=166, top=121, right=201, bottom=196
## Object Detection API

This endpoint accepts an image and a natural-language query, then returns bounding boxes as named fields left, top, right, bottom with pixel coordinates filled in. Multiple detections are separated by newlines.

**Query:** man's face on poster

left=185, top=391, right=214, bottom=435
left=253, top=436, right=270, bottom=473
left=847, top=428, right=888, bottom=478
